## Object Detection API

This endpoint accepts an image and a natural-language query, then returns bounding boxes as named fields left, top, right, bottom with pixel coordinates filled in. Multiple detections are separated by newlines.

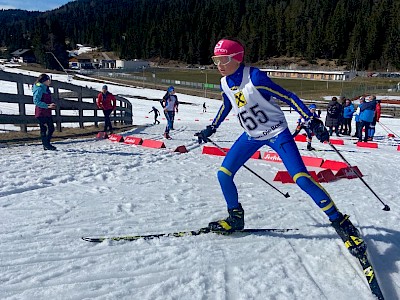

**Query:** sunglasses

left=211, top=51, right=244, bottom=66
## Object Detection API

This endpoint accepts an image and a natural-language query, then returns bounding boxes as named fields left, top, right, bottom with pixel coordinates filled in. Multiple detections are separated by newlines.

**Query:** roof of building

left=11, top=49, right=33, bottom=56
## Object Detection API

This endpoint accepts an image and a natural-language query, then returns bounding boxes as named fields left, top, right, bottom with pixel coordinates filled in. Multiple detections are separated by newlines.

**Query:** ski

left=357, top=251, right=385, bottom=300
left=82, top=227, right=297, bottom=243
left=299, top=148, right=370, bottom=153
left=82, top=228, right=383, bottom=298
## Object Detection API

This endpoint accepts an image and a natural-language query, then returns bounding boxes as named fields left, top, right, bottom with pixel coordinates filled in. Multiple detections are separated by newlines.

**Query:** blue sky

left=0, top=0, right=73, bottom=12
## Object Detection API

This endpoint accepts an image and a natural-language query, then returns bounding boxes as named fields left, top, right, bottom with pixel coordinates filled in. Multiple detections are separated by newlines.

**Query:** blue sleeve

left=312, top=112, right=320, bottom=119
left=32, top=84, right=48, bottom=109
left=250, top=68, right=312, bottom=119
left=211, top=92, right=232, bottom=129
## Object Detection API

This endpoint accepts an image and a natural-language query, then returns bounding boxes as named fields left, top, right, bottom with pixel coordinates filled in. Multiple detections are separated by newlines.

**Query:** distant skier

left=292, top=104, right=319, bottom=151
left=160, top=86, right=179, bottom=139
left=203, top=102, right=207, bottom=112
left=195, top=37, right=366, bottom=259
left=149, top=106, right=160, bottom=124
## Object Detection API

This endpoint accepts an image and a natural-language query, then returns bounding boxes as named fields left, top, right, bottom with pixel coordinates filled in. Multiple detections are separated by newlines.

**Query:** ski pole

left=378, top=121, right=399, bottom=138
left=328, top=142, right=390, bottom=211
left=207, top=138, right=290, bottom=198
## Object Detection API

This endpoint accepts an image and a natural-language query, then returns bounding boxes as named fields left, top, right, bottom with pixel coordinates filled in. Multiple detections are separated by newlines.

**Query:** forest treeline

left=0, top=0, right=399, bottom=70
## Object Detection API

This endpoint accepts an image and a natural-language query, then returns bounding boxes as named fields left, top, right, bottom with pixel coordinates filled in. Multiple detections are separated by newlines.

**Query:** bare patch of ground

left=0, top=125, right=137, bottom=146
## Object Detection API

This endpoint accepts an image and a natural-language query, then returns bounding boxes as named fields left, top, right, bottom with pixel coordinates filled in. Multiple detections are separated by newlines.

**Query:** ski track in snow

left=0, top=67, right=399, bottom=299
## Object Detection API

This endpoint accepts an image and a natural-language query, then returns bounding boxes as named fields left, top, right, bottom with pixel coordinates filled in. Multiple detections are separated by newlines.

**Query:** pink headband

left=214, top=39, right=244, bottom=63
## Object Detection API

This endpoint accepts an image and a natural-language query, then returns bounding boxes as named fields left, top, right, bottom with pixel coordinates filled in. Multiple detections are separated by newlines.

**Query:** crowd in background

left=292, top=94, right=382, bottom=150
left=324, top=95, right=381, bottom=142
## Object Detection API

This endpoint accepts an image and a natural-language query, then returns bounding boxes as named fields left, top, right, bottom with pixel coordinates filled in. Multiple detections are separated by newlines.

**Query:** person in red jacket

left=375, top=100, right=382, bottom=122
left=97, top=85, right=116, bottom=133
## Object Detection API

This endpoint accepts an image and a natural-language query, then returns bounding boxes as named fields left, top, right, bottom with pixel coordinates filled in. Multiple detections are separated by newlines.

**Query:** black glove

left=308, top=118, right=329, bottom=142
left=194, top=125, right=216, bottom=144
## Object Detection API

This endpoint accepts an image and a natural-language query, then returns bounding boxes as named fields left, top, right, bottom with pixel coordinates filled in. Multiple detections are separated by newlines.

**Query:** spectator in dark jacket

left=33, top=74, right=57, bottom=150
left=325, top=97, right=342, bottom=136
left=338, top=96, right=346, bottom=134
left=96, top=85, right=116, bottom=133
left=358, top=95, right=376, bottom=142
left=342, top=99, right=355, bottom=135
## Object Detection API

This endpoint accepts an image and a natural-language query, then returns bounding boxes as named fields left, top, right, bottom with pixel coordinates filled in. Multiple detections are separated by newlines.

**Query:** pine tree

left=0, top=0, right=398, bottom=70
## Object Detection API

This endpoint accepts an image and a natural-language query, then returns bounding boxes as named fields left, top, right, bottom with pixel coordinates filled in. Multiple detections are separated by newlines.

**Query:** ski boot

left=208, top=203, right=244, bottom=233
left=46, top=144, right=57, bottom=151
left=42, top=136, right=57, bottom=151
left=164, top=132, right=172, bottom=140
left=331, top=213, right=367, bottom=258
left=307, top=143, right=315, bottom=151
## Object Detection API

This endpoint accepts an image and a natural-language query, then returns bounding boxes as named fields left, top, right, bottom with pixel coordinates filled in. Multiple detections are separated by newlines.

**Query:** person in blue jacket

left=195, top=37, right=366, bottom=258
left=33, top=74, right=57, bottom=150
left=358, top=95, right=376, bottom=142
left=353, top=97, right=365, bottom=138
left=342, top=99, right=355, bottom=135
left=368, top=99, right=381, bottom=141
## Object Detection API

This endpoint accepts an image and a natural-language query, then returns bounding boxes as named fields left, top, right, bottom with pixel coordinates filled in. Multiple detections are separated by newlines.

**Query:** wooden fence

left=0, top=71, right=132, bottom=132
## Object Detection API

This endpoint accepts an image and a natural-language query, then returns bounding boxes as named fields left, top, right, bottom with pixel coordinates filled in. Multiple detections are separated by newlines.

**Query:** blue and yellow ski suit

left=211, top=65, right=340, bottom=221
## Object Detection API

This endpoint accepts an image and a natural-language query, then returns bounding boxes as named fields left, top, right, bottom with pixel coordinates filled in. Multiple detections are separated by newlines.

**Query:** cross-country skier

left=195, top=37, right=366, bottom=258
left=161, top=86, right=179, bottom=139
left=292, top=104, right=319, bottom=151
left=149, top=106, right=160, bottom=125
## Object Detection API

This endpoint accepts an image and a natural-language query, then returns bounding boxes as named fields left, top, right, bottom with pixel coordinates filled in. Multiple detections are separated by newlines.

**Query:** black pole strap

left=207, top=138, right=290, bottom=198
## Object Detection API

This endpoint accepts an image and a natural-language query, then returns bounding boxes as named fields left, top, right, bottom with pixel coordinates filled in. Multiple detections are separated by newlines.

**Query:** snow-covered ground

left=0, top=68, right=400, bottom=300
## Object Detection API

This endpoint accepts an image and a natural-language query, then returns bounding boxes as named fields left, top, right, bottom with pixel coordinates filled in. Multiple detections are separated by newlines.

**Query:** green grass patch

left=144, top=68, right=399, bottom=100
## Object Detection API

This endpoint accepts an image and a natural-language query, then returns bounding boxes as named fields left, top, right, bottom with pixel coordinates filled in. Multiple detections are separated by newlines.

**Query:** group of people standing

left=32, top=72, right=179, bottom=147
left=31, top=72, right=382, bottom=153
left=325, top=95, right=381, bottom=142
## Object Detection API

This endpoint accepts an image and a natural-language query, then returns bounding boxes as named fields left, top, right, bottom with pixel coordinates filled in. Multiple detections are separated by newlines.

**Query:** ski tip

left=81, top=237, right=104, bottom=243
